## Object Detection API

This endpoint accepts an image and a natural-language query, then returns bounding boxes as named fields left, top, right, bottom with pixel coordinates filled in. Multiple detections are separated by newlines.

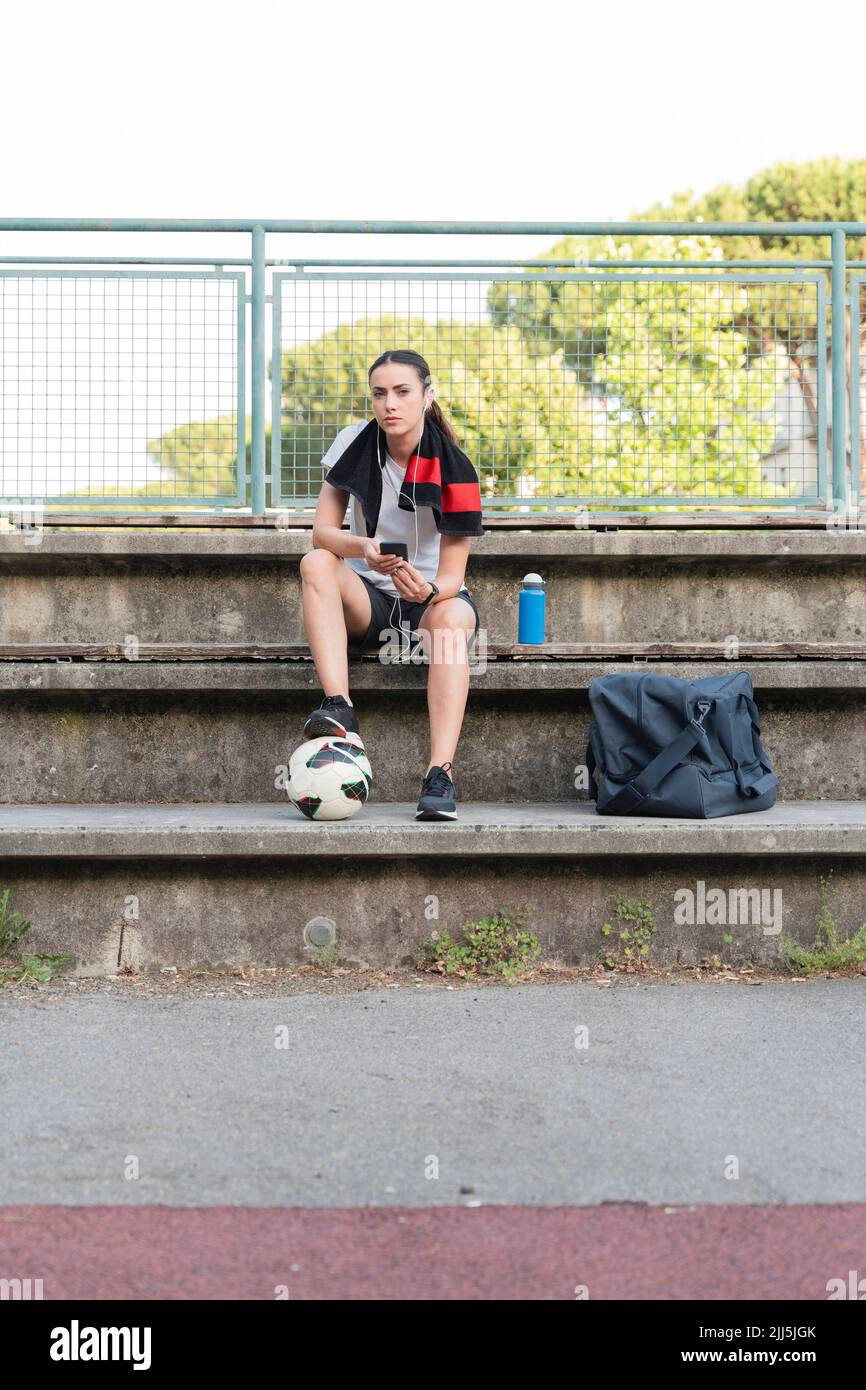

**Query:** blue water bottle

left=518, top=572, right=546, bottom=644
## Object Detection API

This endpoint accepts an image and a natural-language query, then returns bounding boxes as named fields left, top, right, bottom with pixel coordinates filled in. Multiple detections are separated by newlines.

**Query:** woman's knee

left=300, top=548, right=342, bottom=584
left=421, top=600, right=476, bottom=661
left=422, top=598, right=476, bottom=633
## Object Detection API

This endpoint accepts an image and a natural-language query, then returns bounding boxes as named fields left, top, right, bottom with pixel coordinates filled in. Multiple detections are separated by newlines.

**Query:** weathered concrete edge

left=3, top=531, right=866, bottom=561
left=1, top=802, right=865, bottom=858
left=2, top=660, right=866, bottom=694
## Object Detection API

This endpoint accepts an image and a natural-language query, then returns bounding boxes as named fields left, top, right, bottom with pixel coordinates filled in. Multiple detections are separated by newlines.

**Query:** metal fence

left=1, top=219, right=864, bottom=516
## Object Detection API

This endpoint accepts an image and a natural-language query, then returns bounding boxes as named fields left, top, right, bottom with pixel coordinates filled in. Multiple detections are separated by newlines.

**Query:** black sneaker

left=303, top=694, right=360, bottom=741
left=416, top=761, right=457, bottom=820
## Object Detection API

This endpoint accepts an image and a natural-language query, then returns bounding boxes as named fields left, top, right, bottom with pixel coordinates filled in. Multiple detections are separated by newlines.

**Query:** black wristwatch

left=422, top=581, right=439, bottom=607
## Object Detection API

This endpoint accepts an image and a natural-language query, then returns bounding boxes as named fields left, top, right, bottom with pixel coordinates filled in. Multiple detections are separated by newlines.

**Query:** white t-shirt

left=321, top=420, right=468, bottom=597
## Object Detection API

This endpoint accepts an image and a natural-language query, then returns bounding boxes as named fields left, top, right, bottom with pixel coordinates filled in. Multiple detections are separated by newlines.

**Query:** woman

left=299, top=349, right=484, bottom=821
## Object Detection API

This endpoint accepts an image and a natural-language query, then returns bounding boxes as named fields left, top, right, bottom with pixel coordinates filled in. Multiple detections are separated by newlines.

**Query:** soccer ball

left=286, top=733, right=373, bottom=820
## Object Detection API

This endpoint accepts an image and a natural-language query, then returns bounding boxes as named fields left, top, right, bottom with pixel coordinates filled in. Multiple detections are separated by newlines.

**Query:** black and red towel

left=323, top=415, right=484, bottom=538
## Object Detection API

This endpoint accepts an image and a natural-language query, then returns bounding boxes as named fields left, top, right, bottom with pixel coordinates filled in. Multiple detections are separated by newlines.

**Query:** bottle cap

left=521, top=572, right=545, bottom=589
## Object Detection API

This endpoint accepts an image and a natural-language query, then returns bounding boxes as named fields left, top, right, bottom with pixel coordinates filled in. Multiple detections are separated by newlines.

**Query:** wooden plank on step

left=497, top=642, right=866, bottom=659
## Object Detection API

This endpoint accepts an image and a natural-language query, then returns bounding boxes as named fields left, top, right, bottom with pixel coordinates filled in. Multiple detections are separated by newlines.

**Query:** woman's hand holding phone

left=389, top=560, right=433, bottom=603
left=363, top=538, right=402, bottom=575
left=364, top=541, right=432, bottom=602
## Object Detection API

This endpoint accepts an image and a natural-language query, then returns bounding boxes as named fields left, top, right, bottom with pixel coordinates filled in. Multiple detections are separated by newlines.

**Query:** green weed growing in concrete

left=600, top=896, right=656, bottom=970
left=310, top=942, right=341, bottom=973
left=0, top=886, right=74, bottom=986
left=704, top=934, right=736, bottom=972
left=781, top=872, right=866, bottom=974
left=419, top=904, right=539, bottom=984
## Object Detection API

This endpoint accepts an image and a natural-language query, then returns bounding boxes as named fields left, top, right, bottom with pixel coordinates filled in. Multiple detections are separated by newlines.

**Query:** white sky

left=1, top=0, right=864, bottom=498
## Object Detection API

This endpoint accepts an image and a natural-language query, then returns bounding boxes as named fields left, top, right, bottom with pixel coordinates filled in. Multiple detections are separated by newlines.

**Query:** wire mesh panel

left=0, top=271, right=246, bottom=507
left=271, top=269, right=827, bottom=510
left=849, top=273, right=866, bottom=509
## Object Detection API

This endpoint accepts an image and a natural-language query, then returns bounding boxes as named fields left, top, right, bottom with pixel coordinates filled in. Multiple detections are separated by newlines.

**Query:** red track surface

left=2, top=1203, right=865, bottom=1299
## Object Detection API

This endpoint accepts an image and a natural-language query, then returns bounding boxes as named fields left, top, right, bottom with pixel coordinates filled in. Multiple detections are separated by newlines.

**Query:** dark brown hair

left=368, top=349, right=460, bottom=445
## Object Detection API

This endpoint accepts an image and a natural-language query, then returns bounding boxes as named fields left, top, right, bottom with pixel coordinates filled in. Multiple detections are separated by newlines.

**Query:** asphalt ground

left=3, top=978, right=864, bottom=1298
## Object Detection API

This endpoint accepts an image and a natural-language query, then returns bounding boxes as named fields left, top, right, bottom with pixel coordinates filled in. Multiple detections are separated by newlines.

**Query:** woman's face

left=369, top=364, right=430, bottom=438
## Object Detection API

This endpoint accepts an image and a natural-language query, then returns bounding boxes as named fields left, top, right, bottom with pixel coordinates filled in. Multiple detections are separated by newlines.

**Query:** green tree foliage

left=143, top=415, right=326, bottom=501
left=272, top=286, right=788, bottom=503
left=144, top=414, right=241, bottom=498
left=275, top=312, right=595, bottom=498
left=638, top=156, right=866, bottom=260
left=488, top=234, right=792, bottom=499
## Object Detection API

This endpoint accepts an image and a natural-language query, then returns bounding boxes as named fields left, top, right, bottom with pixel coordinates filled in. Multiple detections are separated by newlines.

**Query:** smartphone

left=379, top=542, right=409, bottom=559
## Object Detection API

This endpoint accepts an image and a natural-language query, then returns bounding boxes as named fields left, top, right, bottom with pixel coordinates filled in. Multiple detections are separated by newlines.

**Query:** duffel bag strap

left=602, top=699, right=712, bottom=814
left=743, top=693, right=776, bottom=778
left=586, top=722, right=610, bottom=803
left=586, top=739, right=597, bottom=802
left=747, top=770, right=778, bottom=796
left=715, top=697, right=779, bottom=798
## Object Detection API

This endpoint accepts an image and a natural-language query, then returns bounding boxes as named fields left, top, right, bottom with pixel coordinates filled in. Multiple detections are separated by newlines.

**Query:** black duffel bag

left=585, top=671, right=778, bottom=818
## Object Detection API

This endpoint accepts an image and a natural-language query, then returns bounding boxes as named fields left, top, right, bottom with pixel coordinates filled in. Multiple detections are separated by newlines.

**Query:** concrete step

left=0, top=657, right=863, bottom=803
left=14, top=508, right=842, bottom=528
left=4, top=529, right=866, bottom=646
left=1, top=801, right=863, bottom=975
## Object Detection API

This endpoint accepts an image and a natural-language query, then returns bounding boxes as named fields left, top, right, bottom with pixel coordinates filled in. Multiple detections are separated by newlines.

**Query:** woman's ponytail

left=426, top=393, right=460, bottom=445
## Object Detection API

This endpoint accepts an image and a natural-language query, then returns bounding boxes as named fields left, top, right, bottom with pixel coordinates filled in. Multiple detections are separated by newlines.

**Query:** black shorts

left=347, top=572, right=481, bottom=657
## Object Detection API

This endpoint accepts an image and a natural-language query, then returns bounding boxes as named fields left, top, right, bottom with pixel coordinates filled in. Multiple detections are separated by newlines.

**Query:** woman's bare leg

left=299, top=549, right=373, bottom=702
left=418, top=599, right=477, bottom=772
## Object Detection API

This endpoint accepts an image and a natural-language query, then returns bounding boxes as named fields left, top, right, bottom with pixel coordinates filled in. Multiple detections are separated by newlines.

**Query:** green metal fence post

left=831, top=227, right=848, bottom=511
left=250, top=225, right=266, bottom=515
